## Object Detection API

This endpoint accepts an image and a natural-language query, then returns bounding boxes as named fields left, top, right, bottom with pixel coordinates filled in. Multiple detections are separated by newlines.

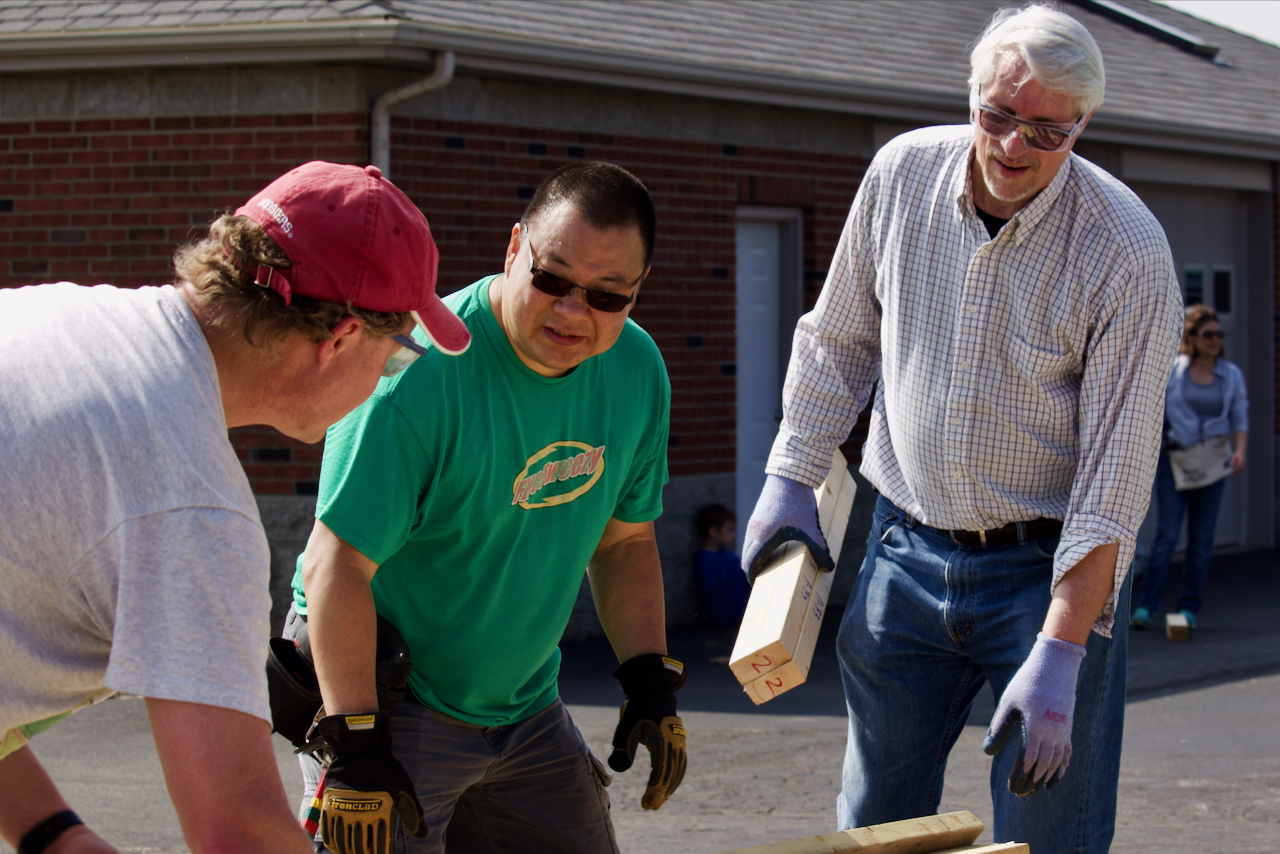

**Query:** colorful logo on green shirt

left=511, top=441, right=606, bottom=508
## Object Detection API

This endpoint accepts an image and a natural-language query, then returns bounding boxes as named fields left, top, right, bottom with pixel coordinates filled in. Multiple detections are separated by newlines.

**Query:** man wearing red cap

left=290, top=161, right=684, bottom=853
left=0, top=162, right=469, bottom=854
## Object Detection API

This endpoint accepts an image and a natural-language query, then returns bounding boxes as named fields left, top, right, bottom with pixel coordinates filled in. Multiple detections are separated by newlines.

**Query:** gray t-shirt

left=0, top=283, right=271, bottom=732
left=1182, top=372, right=1225, bottom=422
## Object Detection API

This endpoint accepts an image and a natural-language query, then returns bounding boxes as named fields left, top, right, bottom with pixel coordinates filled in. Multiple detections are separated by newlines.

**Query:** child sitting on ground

left=693, top=503, right=752, bottom=628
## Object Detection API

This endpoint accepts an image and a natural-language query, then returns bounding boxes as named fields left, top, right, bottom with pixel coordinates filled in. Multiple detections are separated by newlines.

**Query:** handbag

left=1167, top=435, right=1232, bottom=491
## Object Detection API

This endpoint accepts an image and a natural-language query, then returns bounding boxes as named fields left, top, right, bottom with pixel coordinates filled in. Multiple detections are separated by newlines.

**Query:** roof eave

left=0, top=18, right=436, bottom=72
left=1, top=20, right=1276, bottom=161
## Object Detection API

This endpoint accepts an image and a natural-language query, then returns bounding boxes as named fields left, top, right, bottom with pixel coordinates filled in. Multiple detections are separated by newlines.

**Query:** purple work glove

left=741, top=474, right=833, bottom=583
left=984, top=633, right=1086, bottom=796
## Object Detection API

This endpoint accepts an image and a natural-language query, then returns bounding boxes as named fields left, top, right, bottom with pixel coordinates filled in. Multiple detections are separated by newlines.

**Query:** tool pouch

left=373, top=617, right=412, bottom=712
left=266, top=615, right=414, bottom=747
left=266, top=633, right=323, bottom=747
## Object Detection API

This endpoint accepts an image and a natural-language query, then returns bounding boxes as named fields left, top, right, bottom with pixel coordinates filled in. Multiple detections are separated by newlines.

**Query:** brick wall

left=0, top=111, right=869, bottom=492
left=0, top=112, right=368, bottom=495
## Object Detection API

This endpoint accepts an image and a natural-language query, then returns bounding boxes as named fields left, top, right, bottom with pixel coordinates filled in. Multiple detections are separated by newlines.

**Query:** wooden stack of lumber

left=730, top=449, right=856, bottom=704
left=709, top=810, right=1028, bottom=854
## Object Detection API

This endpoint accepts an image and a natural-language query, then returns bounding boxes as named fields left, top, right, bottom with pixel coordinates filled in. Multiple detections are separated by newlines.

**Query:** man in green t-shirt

left=287, top=162, right=686, bottom=853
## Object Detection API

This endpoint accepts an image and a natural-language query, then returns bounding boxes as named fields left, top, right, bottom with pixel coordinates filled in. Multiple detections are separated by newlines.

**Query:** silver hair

left=968, top=4, right=1106, bottom=117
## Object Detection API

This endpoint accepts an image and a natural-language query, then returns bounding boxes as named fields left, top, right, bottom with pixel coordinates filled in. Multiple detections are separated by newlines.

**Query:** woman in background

left=1132, top=304, right=1248, bottom=633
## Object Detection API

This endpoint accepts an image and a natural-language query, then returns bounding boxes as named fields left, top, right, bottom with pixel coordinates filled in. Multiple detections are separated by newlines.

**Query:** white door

left=735, top=220, right=782, bottom=550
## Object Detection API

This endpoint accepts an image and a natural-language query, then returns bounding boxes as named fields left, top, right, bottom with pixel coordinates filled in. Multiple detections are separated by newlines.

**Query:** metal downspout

left=370, top=50, right=455, bottom=178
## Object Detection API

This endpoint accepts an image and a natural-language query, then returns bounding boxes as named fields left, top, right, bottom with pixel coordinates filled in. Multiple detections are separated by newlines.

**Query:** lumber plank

left=731, top=449, right=855, bottom=700
left=708, top=810, right=984, bottom=854
left=730, top=541, right=808, bottom=682
left=1165, top=611, right=1189, bottom=642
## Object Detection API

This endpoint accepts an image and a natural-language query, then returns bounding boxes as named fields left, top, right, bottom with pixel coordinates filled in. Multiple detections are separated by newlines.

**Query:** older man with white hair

left=742, top=6, right=1182, bottom=851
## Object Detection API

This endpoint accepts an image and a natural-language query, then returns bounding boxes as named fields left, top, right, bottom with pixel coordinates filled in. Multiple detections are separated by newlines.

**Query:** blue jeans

left=836, top=496, right=1128, bottom=854
left=1138, top=452, right=1227, bottom=615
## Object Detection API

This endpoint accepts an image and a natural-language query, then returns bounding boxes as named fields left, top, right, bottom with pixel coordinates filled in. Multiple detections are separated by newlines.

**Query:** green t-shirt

left=292, top=276, right=670, bottom=726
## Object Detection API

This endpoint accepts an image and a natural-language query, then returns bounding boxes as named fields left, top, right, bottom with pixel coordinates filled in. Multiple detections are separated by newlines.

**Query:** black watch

left=18, top=809, right=83, bottom=854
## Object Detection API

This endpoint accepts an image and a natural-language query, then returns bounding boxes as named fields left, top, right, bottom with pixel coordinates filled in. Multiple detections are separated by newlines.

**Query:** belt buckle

left=978, top=528, right=987, bottom=548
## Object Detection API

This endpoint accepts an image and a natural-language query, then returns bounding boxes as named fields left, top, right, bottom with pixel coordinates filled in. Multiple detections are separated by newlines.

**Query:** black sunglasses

left=1198, top=330, right=1224, bottom=340
left=973, top=89, right=1084, bottom=153
left=526, top=238, right=642, bottom=313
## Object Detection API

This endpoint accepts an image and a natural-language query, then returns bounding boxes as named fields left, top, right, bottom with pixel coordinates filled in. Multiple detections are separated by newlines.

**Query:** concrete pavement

left=4, top=548, right=1277, bottom=853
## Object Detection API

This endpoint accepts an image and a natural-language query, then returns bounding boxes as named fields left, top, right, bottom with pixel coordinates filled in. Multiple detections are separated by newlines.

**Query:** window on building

left=1183, top=266, right=1204, bottom=306
left=1212, top=267, right=1232, bottom=315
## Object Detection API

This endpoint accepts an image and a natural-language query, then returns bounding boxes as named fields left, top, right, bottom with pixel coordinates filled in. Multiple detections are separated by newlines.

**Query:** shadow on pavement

left=560, top=548, right=1280, bottom=722
left=1126, top=547, right=1280, bottom=699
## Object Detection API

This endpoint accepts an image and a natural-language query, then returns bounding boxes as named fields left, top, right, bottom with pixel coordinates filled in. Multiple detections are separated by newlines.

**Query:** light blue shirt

left=1164, top=354, right=1248, bottom=448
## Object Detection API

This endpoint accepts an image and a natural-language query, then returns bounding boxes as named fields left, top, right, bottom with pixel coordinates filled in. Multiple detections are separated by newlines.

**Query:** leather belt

left=947, top=518, right=1063, bottom=549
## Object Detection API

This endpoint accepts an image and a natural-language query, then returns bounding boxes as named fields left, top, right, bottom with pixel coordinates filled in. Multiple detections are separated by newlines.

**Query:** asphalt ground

left=5, top=548, right=1278, bottom=853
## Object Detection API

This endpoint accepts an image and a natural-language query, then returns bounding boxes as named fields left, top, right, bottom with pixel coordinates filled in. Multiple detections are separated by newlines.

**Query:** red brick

left=316, top=144, right=365, bottom=161
left=188, top=147, right=231, bottom=162
left=317, top=113, right=365, bottom=126
left=271, top=146, right=315, bottom=162
left=274, top=114, right=316, bottom=128
left=51, top=259, right=90, bottom=276
left=131, top=134, right=171, bottom=149
left=53, top=166, right=92, bottom=180
left=91, top=135, right=130, bottom=149
left=194, top=116, right=233, bottom=129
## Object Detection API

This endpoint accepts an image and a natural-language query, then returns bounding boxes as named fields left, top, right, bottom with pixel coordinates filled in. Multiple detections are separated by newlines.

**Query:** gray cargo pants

left=286, top=608, right=618, bottom=854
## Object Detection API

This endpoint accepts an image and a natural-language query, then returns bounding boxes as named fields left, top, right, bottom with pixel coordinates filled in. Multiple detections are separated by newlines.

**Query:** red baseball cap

left=236, top=161, right=470, bottom=355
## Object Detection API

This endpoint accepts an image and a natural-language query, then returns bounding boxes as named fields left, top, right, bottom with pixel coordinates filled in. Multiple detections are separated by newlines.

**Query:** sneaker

left=1180, top=609, right=1198, bottom=630
left=1129, top=607, right=1151, bottom=629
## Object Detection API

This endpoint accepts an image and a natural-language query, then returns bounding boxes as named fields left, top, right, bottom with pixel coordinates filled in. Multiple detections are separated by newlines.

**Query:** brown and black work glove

left=311, top=712, right=427, bottom=853
left=608, top=654, right=688, bottom=811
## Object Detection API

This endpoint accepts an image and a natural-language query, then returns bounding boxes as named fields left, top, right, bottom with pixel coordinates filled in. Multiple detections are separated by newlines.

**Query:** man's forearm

left=1042, top=542, right=1119, bottom=646
left=148, top=699, right=313, bottom=854
left=301, top=520, right=380, bottom=714
left=0, top=744, right=118, bottom=852
left=0, top=743, right=71, bottom=845
left=589, top=536, right=667, bottom=663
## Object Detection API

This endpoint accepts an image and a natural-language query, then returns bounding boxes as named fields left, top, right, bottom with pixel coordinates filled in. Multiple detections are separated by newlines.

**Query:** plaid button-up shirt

left=768, top=125, right=1182, bottom=635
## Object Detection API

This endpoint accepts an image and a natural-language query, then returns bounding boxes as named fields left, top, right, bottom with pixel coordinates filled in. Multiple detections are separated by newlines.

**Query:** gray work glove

left=984, top=633, right=1086, bottom=796
left=741, top=474, right=833, bottom=582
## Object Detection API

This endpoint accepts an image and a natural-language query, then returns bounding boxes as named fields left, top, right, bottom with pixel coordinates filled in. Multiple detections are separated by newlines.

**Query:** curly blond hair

left=173, top=214, right=408, bottom=347
left=1180, top=304, right=1224, bottom=359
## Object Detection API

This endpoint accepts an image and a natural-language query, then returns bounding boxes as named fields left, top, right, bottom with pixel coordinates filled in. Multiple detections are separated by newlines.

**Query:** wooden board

left=708, top=810, right=983, bottom=854
left=1165, top=611, right=1190, bottom=642
left=731, top=449, right=855, bottom=704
